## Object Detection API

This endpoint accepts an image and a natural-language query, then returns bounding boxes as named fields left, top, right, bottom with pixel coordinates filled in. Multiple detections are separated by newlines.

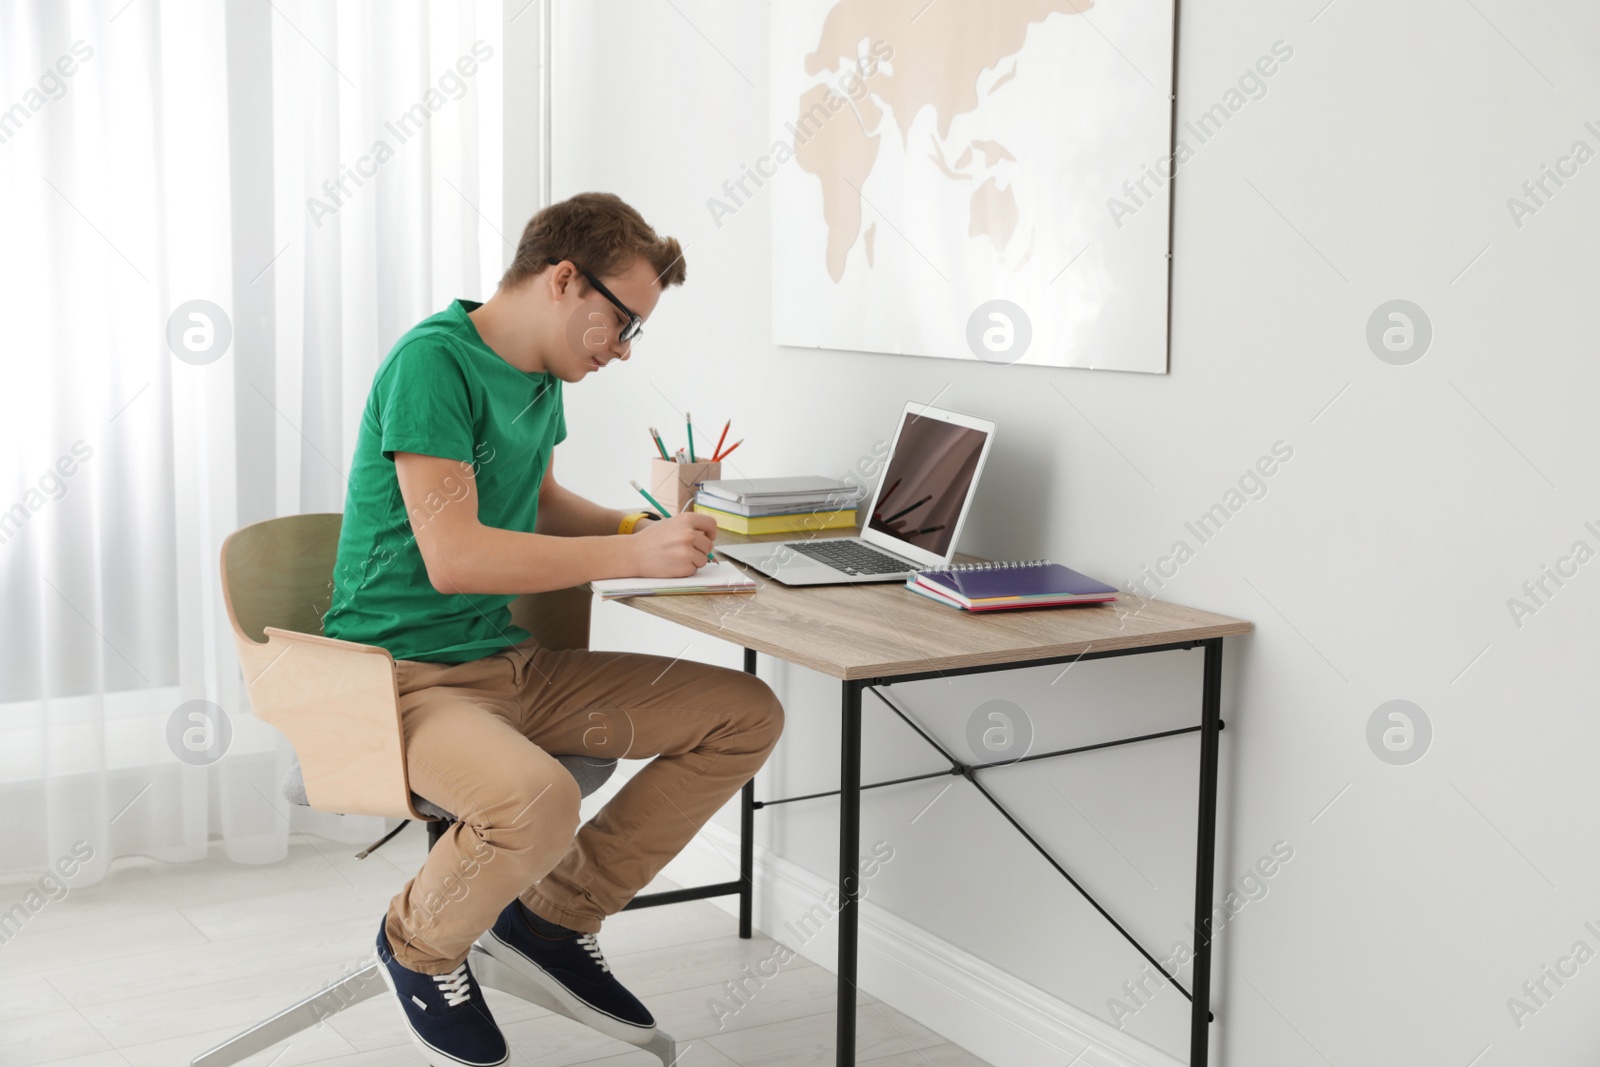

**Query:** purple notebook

left=917, top=561, right=1119, bottom=601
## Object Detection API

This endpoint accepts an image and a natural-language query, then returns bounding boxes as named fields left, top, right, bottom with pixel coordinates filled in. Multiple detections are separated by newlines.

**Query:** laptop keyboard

left=788, top=539, right=914, bottom=575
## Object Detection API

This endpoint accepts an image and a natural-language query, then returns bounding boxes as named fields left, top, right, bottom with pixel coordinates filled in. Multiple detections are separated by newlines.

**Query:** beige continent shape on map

left=970, top=139, right=1017, bottom=167
left=791, top=82, right=883, bottom=283
left=969, top=177, right=1020, bottom=252
left=806, top=0, right=1092, bottom=142
left=794, top=0, right=1091, bottom=281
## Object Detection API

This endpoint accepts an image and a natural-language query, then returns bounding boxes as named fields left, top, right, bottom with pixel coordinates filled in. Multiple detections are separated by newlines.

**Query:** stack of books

left=907, top=560, right=1120, bottom=612
left=694, top=476, right=865, bottom=536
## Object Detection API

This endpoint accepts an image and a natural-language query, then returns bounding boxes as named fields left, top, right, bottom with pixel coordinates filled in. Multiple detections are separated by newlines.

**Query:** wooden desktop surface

left=612, top=527, right=1253, bottom=680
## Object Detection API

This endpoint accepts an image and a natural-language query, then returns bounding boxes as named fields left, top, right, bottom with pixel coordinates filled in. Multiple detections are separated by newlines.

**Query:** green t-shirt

left=322, top=299, right=567, bottom=662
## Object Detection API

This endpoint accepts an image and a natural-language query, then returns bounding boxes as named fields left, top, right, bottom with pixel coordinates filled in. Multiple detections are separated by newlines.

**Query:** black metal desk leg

left=837, top=679, right=864, bottom=1065
left=1190, top=638, right=1224, bottom=1066
left=739, top=780, right=755, bottom=939
left=740, top=648, right=758, bottom=939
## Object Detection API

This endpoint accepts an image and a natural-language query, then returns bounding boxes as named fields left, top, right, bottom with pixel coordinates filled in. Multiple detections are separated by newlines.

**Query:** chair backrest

left=219, top=513, right=594, bottom=819
left=222, top=513, right=342, bottom=642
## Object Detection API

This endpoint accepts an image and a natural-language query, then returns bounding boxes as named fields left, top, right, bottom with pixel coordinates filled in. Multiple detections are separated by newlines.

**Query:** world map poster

left=769, top=0, right=1175, bottom=373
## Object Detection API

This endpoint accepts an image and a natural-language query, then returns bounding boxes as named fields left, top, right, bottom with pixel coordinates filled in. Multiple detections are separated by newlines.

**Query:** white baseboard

left=657, top=821, right=1185, bottom=1067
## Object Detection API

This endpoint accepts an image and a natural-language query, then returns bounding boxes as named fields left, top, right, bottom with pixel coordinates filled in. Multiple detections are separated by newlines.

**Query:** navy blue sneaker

left=375, top=916, right=509, bottom=1067
left=478, top=900, right=656, bottom=1045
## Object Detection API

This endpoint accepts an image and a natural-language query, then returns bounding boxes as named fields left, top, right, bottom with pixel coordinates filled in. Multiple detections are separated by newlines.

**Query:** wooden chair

left=194, top=513, right=678, bottom=1066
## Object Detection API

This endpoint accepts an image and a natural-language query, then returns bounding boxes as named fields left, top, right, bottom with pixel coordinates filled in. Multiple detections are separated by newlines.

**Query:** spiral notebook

left=907, top=559, right=1119, bottom=612
left=591, top=561, right=757, bottom=599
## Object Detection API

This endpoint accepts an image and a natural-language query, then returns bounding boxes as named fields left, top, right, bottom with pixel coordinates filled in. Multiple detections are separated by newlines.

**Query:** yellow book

left=693, top=504, right=857, bottom=535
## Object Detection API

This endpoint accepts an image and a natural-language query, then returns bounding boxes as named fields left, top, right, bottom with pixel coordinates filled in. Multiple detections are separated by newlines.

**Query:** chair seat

left=280, top=756, right=617, bottom=820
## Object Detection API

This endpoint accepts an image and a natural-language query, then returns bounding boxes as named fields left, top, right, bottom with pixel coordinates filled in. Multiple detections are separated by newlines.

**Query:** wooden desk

left=616, top=528, right=1252, bottom=1066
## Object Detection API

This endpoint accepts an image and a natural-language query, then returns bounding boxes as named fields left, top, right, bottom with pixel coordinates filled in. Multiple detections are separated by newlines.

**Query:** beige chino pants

left=381, top=637, right=784, bottom=975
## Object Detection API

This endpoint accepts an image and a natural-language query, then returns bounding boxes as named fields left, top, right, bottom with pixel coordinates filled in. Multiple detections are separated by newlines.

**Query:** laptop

left=718, top=403, right=996, bottom=586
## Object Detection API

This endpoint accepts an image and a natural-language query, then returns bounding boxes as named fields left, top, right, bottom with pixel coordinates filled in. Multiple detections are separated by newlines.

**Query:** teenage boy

left=323, top=192, right=784, bottom=1066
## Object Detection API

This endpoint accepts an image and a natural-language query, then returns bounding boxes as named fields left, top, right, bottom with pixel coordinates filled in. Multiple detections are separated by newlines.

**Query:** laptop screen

left=865, top=412, right=990, bottom=558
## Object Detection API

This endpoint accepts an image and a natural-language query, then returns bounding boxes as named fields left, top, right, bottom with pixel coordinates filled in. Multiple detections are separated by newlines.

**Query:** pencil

left=712, top=419, right=730, bottom=461
left=649, top=426, right=670, bottom=460
left=629, top=478, right=672, bottom=519
left=628, top=479, right=717, bottom=561
left=686, top=412, right=696, bottom=462
left=716, top=438, right=743, bottom=461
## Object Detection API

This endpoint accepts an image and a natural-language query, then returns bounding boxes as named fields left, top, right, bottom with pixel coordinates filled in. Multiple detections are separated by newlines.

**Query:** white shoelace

left=576, top=933, right=611, bottom=974
left=432, top=963, right=474, bottom=1007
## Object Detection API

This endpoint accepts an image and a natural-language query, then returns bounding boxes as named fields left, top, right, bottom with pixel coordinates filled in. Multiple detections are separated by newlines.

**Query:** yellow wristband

left=618, top=511, right=658, bottom=535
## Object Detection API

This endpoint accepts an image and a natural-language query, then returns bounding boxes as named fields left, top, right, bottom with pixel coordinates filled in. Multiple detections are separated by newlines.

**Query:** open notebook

left=590, top=561, right=758, bottom=599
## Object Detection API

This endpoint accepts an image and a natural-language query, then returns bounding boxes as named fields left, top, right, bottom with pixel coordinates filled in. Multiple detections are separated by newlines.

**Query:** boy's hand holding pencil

left=627, top=477, right=720, bottom=577
left=627, top=416, right=741, bottom=576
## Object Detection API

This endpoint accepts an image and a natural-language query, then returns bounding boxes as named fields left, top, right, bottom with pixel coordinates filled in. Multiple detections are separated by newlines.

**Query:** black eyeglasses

left=548, top=257, right=644, bottom=343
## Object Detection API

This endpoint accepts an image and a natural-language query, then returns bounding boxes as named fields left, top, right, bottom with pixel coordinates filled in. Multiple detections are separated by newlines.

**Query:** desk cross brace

left=749, top=683, right=1222, bottom=1004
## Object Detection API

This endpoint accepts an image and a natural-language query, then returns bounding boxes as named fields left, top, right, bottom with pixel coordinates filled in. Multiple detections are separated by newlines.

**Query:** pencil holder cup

left=651, top=457, right=721, bottom=514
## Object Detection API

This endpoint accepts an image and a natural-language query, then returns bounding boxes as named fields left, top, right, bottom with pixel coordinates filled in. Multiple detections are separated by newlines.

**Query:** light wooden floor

left=0, top=826, right=990, bottom=1067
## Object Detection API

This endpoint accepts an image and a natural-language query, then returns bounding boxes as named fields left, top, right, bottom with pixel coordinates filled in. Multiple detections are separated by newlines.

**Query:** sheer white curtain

left=0, top=0, right=506, bottom=883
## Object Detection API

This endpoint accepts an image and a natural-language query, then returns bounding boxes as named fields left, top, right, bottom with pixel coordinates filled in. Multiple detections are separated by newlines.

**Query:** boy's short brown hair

left=501, top=192, right=686, bottom=291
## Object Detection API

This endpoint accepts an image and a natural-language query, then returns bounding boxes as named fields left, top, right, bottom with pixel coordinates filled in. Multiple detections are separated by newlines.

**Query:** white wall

left=530, top=2, right=1600, bottom=1064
